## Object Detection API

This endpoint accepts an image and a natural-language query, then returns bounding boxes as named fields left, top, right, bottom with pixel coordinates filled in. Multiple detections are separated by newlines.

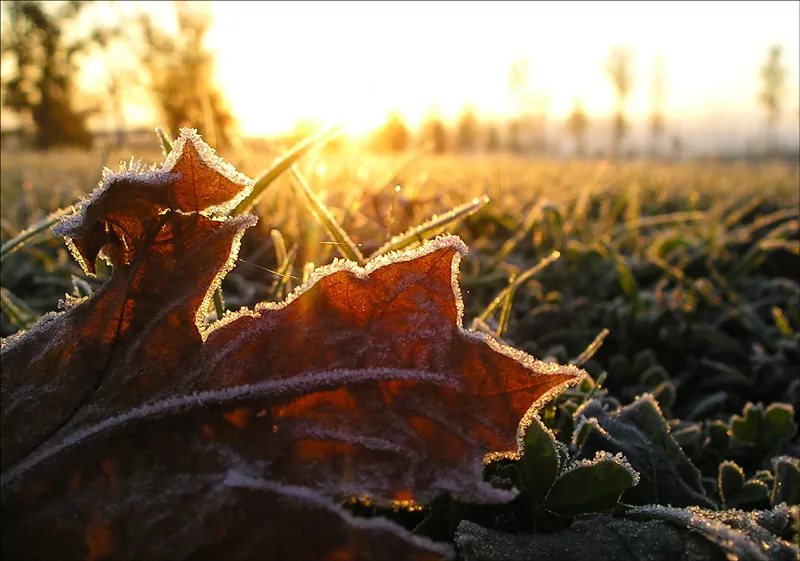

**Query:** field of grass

left=1, top=134, right=798, bottom=558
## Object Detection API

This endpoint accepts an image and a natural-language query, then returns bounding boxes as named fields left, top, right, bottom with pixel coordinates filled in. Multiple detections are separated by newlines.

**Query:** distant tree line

left=369, top=44, right=792, bottom=160
left=0, top=0, right=793, bottom=158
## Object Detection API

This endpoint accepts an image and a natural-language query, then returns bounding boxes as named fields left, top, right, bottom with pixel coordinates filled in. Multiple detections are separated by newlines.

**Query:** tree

left=566, top=98, right=589, bottom=158
left=759, top=45, right=787, bottom=155
left=507, top=119, right=523, bottom=154
left=420, top=113, right=448, bottom=154
left=604, top=46, right=634, bottom=158
left=136, top=2, right=237, bottom=150
left=455, top=105, right=479, bottom=152
left=368, top=111, right=410, bottom=153
left=649, top=55, right=667, bottom=159
left=0, top=1, right=115, bottom=150
left=485, top=124, right=501, bottom=152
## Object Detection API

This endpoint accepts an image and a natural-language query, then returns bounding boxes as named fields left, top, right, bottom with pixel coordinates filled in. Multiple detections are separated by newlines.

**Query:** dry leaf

left=1, top=128, right=583, bottom=560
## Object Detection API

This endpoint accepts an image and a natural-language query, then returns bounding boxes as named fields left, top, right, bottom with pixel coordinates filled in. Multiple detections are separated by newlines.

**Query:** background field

left=3, top=139, right=798, bottom=419
left=1, top=129, right=799, bottom=556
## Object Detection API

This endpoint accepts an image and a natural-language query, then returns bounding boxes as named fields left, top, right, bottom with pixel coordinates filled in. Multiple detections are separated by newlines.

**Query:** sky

left=4, top=1, right=800, bottom=145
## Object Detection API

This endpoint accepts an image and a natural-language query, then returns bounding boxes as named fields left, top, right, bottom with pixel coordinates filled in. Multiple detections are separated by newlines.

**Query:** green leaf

left=705, top=420, right=731, bottom=454
left=519, top=414, right=560, bottom=505
left=731, top=402, right=797, bottom=446
left=771, top=456, right=800, bottom=507
left=727, top=479, right=771, bottom=510
left=718, top=460, right=745, bottom=507
left=542, top=452, right=639, bottom=517
left=573, top=395, right=715, bottom=509
left=763, top=403, right=798, bottom=445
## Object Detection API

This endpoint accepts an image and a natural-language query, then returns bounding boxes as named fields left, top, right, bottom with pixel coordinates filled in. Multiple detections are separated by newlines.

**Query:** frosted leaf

left=2, top=134, right=584, bottom=559
left=628, top=504, right=798, bottom=561
left=51, top=128, right=255, bottom=275
left=456, top=516, right=728, bottom=561
left=573, top=394, right=715, bottom=509
left=559, top=450, right=641, bottom=487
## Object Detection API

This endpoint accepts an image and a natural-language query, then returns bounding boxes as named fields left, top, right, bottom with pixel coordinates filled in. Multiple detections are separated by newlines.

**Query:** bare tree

left=1, top=1, right=115, bottom=149
left=604, top=46, right=634, bottom=158
left=759, top=45, right=787, bottom=155
left=135, top=2, right=237, bottom=150
left=649, top=54, right=666, bottom=159
left=566, top=98, right=589, bottom=158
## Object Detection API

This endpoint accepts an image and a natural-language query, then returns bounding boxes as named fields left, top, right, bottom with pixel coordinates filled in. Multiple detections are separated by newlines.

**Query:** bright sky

left=6, top=1, right=800, bottom=139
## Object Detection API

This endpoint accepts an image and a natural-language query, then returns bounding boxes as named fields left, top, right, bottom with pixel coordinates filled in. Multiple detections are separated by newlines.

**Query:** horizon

left=2, top=0, right=799, bottom=154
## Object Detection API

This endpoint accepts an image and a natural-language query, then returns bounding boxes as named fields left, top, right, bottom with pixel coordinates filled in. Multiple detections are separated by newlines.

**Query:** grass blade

left=491, top=200, right=546, bottom=267
left=371, top=196, right=489, bottom=257
left=0, top=287, right=38, bottom=330
left=290, top=166, right=365, bottom=265
left=571, top=328, right=610, bottom=366
left=270, top=229, right=288, bottom=265
left=270, top=243, right=299, bottom=300
left=496, top=273, right=518, bottom=338
left=155, top=126, right=174, bottom=155
left=234, top=124, right=344, bottom=216
left=473, top=250, right=561, bottom=326
left=0, top=206, right=77, bottom=262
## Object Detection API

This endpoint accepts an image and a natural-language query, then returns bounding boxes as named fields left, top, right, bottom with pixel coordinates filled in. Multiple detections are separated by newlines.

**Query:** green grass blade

left=0, top=206, right=77, bottom=262
left=772, top=307, right=794, bottom=338
left=270, top=244, right=299, bottom=300
left=301, top=262, right=316, bottom=284
left=571, top=328, right=610, bottom=366
left=600, top=241, right=642, bottom=313
left=491, top=200, right=546, bottom=267
left=155, top=126, right=174, bottom=155
left=0, top=287, right=39, bottom=330
left=474, top=250, right=561, bottom=326
left=371, top=196, right=489, bottom=257
left=496, top=273, right=518, bottom=338
left=234, top=124, right=344, bottom=216
left=290, top=165, right=365, bottom=265
left=270, top=229, right=288, bottom=265
left=212, top=289, right=225, bottom=321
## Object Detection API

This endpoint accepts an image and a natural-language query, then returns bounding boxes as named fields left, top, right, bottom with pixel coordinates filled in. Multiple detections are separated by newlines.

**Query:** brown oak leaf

left=0, top=128, right=584, bottom=561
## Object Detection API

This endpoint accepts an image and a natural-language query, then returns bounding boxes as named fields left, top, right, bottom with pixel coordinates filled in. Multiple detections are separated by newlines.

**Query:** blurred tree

left=136, top=1, right=237, bottom=150
left=566, top=98, right=589, bottom=158
left=420, top=106, right=448, bottom=154
left=507, top=119, right=523, bottom=154
left=455, top=105, right=479, bottom=152
left=0, top=1, right=115, bottom=150
left=649, top=55, right=666, bottom=159
left=604, top=46, right=634, bottom=158
left=485, top=124, right=501, bottom=152
left=368, top=111, right=410, bottom=153
left=420, top=116, right=448, bottom=154
left=759, top=45, right=787, bottom=155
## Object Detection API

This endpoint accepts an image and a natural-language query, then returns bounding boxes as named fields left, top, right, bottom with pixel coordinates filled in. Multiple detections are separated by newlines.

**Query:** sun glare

left=40, top=0, right=800, bottom=141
